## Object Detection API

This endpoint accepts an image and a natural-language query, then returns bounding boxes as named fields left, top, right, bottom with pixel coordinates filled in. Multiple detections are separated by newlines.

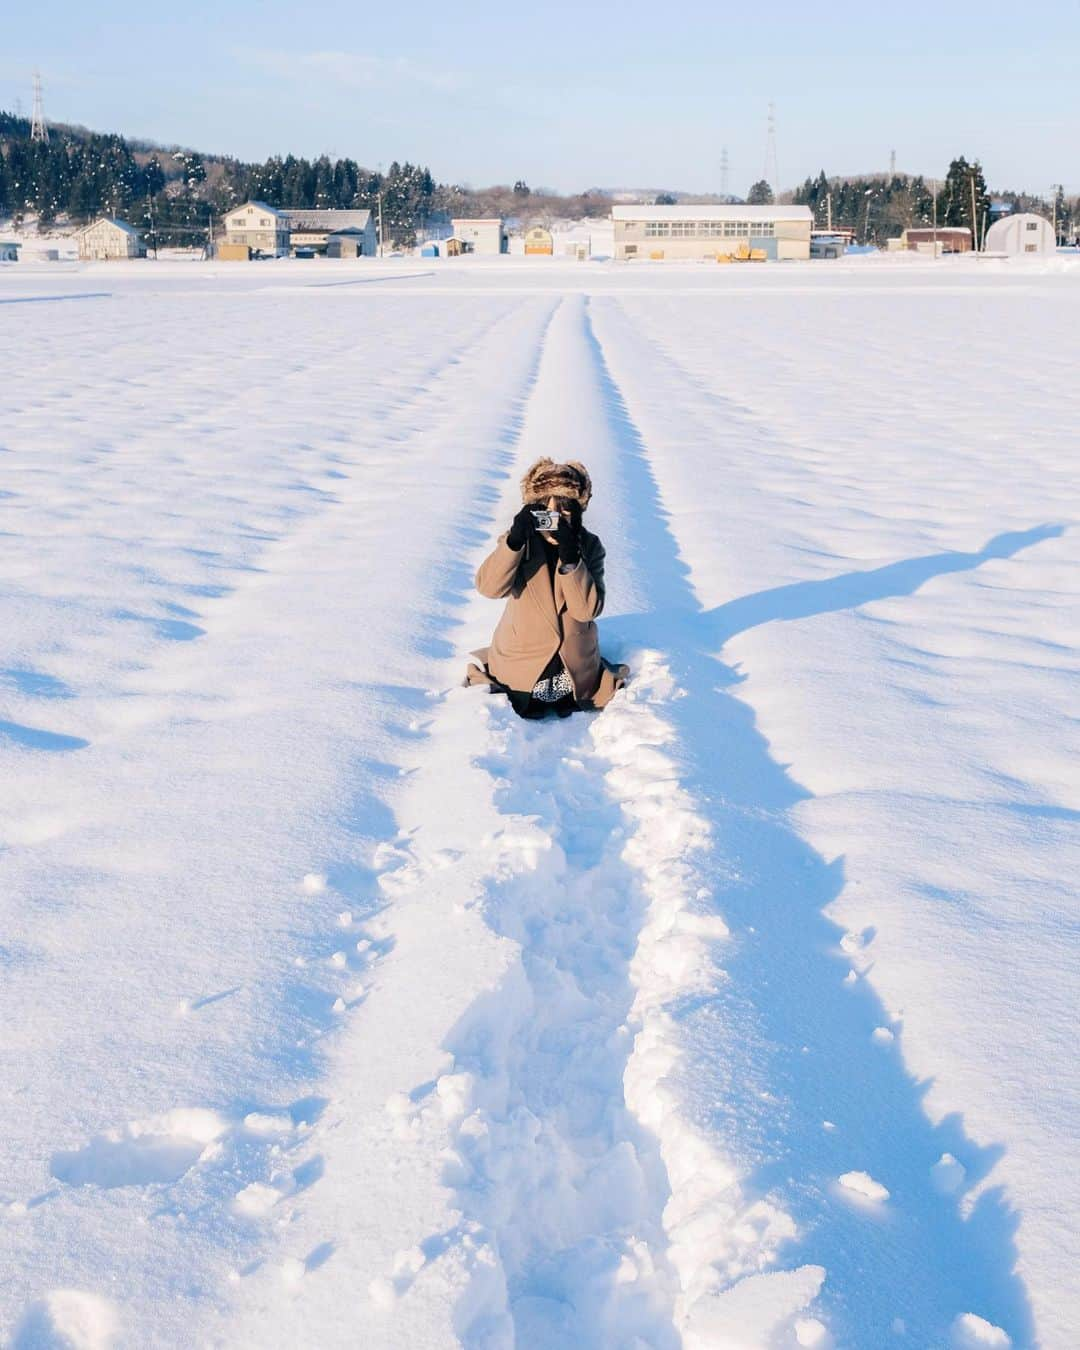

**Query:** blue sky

left=5, top=2, right=1078, bottom=195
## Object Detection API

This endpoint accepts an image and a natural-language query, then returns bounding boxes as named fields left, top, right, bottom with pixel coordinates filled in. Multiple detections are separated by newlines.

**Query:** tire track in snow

left=580, top=295, right=1033, bottom=1347
left=205, top=297, right=565, bottom=1350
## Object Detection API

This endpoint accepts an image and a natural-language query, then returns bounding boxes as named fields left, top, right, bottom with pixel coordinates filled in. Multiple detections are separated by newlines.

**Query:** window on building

left=260, top=218, right=270, bottom=226
left=671, top=222, right=694, bottom=237
left=625, top=245, right=638, bottom=254
left=1025, top=244, right=1038, bottom=252
left=1026, top=221, right=1038, bottom=231
left=645, top=222, right=670, bottom=237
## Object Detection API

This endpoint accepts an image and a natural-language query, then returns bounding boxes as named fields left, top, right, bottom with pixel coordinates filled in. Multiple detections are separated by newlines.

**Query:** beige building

left=222, top=202, right=290, bottom=254
left=449, top=218, right=509, bottom=255
left=76, top=217, right=146, bottom=260
left=612, top=204, right=812, bottom=261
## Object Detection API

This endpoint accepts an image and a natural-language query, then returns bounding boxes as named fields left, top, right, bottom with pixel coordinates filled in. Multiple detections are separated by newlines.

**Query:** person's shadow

left=605, top=523, right=1064, bottom=659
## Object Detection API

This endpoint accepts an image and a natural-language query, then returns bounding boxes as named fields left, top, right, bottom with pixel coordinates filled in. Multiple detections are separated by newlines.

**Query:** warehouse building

left=899, top=227, right=972, bottom=254
left=612, top=204, right=812, bottom=261
left=76, top=218, right=146, bottom=260
left=449, top=218, right=509, bottom=255
left=282, top=209, right=376, bottom=256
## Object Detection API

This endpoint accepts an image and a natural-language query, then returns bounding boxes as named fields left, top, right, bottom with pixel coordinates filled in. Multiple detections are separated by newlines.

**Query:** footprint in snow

left=931, top=1152, right=967, bottom=1195
left=50, top=1108, right=229, bottom=1189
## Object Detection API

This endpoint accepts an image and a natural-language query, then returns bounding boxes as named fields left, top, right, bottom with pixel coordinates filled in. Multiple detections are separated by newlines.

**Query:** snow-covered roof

left=282, top=209, right=372, bottom=229
left=612, top=204, right=813, bottom=222
left=76, top=217, right=141, bottom=236
left=227, top=201, right=282, bottom=218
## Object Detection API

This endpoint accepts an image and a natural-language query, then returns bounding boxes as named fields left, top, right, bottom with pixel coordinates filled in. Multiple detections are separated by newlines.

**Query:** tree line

left=791, top=159, right=1074, bottom=245
left=0, top=114, right=449, bottom=247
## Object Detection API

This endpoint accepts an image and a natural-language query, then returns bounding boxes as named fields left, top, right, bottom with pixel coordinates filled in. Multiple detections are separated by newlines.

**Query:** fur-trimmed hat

left=520, top=457, right=593, bottom=510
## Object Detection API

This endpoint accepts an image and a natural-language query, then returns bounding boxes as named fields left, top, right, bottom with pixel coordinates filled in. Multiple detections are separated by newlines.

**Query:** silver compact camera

left=531, top=509, right=561, bottom=532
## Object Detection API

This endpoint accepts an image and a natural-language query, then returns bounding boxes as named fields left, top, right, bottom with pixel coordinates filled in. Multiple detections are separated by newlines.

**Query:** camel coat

left=467, top=530, right=623, bottom=709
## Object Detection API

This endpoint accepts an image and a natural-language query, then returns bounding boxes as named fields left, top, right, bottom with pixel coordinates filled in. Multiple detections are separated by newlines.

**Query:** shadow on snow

left=582, top=297, right=1042, bottom=1348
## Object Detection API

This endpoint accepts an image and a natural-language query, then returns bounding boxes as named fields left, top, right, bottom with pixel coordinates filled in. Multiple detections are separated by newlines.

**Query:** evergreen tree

left=942, top=156, right=990, bottom=243
left=747, top=179, right=774, bottom=205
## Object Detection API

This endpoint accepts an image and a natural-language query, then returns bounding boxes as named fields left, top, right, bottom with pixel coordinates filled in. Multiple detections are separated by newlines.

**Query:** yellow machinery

left=718, top=243, right=767, bottom=263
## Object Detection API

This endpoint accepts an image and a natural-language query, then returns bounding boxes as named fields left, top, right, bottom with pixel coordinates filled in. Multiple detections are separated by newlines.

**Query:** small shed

left=445, top=237, right=465, bottom=257
left=420, top=243, right=440, bottom=258
left=984, top=213, right=1056, bottom=256
left=326, top=229, right=367, bottom=259
left=525, top=226, right=553, bottom=256
left=216, top=242, right=252, bottom=262
left=0, top=241, right=19, bottom=262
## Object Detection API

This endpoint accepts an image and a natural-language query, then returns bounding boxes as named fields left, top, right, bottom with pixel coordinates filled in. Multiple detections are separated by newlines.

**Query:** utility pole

left=30, top=70, right=49, bottom=143
left=969, top=171, right=979, bottom=252
left=147, top=194, right=157, bottom=260
left=931, top=179, right=938, bottom=258
left=863, top=188, right=875, bottom=244
left=826, top=191, right=832, bottom=231
left=205, top=207, right=213, bottom=260
left=889, top=148, right=896, bottom=179
left=377, top=192, right=385, bottom=258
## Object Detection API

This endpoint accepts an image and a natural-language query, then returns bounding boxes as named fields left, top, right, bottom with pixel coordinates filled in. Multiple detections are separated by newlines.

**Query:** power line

left=763, top=103, right=779, bottom=193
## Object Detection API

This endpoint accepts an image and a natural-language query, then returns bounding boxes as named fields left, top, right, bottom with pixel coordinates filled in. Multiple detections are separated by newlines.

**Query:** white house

left=449, top=218, right=509, bottom=255
left=611, top=204, right=813, bottom=261
left=76, top=218, right=146, bottom=260
left=984, top=212, right=1056, bottom=256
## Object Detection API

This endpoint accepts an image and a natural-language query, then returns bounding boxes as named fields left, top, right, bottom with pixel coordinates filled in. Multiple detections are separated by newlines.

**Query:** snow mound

left=12, top=1290, right=120, bottom=1350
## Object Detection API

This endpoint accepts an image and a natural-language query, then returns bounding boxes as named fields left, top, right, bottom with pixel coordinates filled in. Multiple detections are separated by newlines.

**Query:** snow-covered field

left=1, top=255, right=1076, bottom=1350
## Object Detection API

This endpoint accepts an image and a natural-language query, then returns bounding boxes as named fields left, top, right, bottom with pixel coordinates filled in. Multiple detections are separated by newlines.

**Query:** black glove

left=506, top=504, right=537, bottom=551
left=557, top=502, right=582, bottom=567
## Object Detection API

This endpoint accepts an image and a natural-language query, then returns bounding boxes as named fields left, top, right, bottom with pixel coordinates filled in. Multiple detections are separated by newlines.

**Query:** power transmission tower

left=719, top=146, right=730, bottom=199
left=763, top=103, right=779, bottom=193
left=889, top=148, right=896, bottom=178
left=30, top=70, right=49, bottom=143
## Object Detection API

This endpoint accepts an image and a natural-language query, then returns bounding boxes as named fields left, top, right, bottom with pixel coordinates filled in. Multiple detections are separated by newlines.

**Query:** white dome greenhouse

left=984, top=212, right=1056, bottom=255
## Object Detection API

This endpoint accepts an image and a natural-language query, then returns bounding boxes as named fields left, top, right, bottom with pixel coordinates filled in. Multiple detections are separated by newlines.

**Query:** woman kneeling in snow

left=466, top=458, right=627, bottom=719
